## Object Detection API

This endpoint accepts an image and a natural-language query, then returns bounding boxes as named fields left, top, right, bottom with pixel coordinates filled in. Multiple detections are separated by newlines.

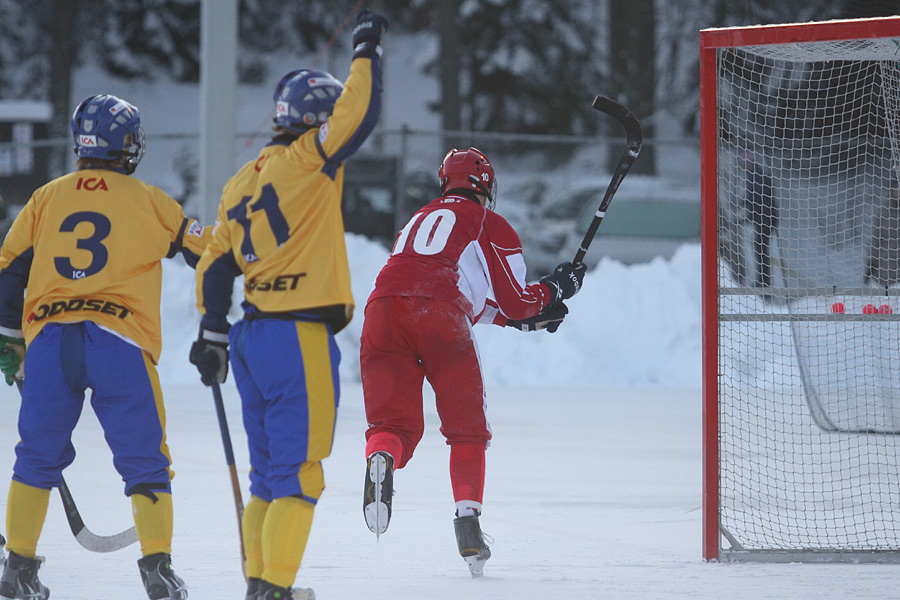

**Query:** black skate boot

left=0, top=550, right=49, bottom=600
left=0, top=533, right=5, bottom=564
left=256, top=579, right=315, bottom=600
left=245, top=576, right=260, bottom=600
left=454, top=514, right=491, bottom=578
left=137, top=552, right=187, bottom=600
left=363, top=451, right=394, bottom=538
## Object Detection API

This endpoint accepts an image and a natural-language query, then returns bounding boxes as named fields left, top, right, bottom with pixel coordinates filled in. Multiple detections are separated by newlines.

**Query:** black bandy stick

left=573, top=95, right=644, bottom=265
left=13, top=378, right=138, bottom=552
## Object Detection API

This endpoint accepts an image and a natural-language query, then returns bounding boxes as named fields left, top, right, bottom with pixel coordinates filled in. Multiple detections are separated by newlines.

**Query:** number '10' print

left=392, top=209, right=456, bottom=256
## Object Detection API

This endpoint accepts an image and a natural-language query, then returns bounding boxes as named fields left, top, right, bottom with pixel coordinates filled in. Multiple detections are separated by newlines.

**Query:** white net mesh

left=716, top=36, right=900, bottom=560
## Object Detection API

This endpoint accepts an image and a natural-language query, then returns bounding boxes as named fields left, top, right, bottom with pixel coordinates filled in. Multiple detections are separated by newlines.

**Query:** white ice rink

left=1, top=382, right=898, bottom=600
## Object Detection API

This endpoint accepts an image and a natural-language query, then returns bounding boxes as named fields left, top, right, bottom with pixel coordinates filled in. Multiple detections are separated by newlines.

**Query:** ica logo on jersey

left=76, top=177, right=109, bottom=191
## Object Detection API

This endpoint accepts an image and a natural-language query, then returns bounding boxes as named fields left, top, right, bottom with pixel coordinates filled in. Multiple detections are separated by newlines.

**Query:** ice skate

left=363, top=451, right=394, bottom=538
left=246, top=577, right=260, bottom=600
left=255, top=579, right=315, bottom=600
left=454, top=514, right=491, bottom=578
left=137, top=552, right=188, bottom=600
left=0, top=550, right=49, bottom=600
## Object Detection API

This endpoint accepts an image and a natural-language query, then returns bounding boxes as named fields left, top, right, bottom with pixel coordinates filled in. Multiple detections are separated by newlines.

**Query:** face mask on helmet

left=438, top=147, right=497, bottom=210
left=72, top=94, right=145, bottom=174
left=272, top=69, right=345, bottom=134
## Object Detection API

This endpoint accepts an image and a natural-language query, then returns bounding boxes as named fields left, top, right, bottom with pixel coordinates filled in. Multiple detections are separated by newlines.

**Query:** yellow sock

left=242, top=495, right=270, bottom=579
left=261, top=496, right=315, bottom=589
left=132, top=491, right=173, bottom=556
left=5, top=480, right=50, bottom=558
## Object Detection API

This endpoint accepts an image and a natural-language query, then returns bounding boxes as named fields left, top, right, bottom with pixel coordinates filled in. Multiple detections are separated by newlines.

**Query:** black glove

left=540, top=262, right=587, bottom=304
left=507, top=302, right=568, bottom=333
left=189, top=328, right=229, bottom=386
left=351, top=8, right=389, bottom=59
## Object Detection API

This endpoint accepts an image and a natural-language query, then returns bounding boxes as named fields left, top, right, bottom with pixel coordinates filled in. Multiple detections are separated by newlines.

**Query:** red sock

left=365, top=431, right=404, bottom=466
left=449, top=443, right=486, bottom=505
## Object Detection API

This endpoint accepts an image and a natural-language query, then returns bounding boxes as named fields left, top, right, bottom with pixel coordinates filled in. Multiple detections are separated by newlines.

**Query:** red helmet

left=438, top=147, right=497, bottom=208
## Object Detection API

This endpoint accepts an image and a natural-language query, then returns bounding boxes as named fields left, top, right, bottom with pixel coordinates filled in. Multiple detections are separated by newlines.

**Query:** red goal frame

left=699, top=16, right=900, bottom=562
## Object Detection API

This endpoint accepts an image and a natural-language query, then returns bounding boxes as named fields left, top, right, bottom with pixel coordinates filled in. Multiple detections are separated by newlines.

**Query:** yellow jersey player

left=0, top=94, right=212, bottom=600
left=189, top=9, right=388, bottom=600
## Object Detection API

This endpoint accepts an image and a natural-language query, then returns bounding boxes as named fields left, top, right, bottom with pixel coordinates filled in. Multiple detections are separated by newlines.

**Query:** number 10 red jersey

left=366, top=194, right=550, bottom=324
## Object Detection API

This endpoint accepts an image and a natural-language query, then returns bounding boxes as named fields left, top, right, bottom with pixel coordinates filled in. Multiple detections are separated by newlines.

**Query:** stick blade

left=74, top=525, right=139, bottom=553
left=592, top=95, right=628, bottom=119
left=592, top=95, right=644, bottom=151
left=58, top=480, right=138, bottom=553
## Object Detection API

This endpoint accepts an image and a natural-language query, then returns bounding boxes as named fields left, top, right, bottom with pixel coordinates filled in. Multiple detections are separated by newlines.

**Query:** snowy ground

left=1, top=382, right=898, bottom=600
left=0, top=233, right=897, bottom=598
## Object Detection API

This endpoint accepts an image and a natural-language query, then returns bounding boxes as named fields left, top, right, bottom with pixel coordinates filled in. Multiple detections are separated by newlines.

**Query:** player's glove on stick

left=507, top=302, right=568, bottom=333
left=352, top=8, right=389, bottom=59
left=189, top=328, right=229, bottom=386
left=0, top=333, right=25, bottom=386
left=540, top=262, right=587, bottom=304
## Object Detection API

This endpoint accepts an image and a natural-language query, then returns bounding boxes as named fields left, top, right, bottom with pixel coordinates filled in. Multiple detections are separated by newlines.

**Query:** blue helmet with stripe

left=72, top=94, right=145, bottom=174
left=272, top=69, right=344, bottom=134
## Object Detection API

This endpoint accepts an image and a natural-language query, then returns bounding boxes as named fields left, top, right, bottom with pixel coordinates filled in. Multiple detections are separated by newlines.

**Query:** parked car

left=513, top=176, right=700, bottom=273
left=342, top=155, right=438, bottom=248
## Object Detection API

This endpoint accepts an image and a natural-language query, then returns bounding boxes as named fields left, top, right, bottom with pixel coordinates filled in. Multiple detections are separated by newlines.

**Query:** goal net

left=701, top=18, right=900, bottom=563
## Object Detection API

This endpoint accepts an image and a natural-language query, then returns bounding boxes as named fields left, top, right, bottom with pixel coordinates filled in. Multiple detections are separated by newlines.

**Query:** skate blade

left=464, top=555, right=487, bottom=578
left=364, top=501, right=390, bottom=536
left=364, top=453, right=391, bottom=538
left=292, top=587, right=316, bottom=600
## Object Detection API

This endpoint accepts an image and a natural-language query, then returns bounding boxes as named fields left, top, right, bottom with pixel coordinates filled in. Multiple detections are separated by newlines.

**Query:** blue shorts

left=14, top=321, right=173, bottom=495
left=229, top=318, right=340, bottom=504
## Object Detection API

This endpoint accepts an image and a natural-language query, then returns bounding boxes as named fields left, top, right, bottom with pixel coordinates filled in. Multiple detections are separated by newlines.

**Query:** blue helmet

left=272, top=69, right=344, bottom=134
left=72, top=94, right=145, bottom=174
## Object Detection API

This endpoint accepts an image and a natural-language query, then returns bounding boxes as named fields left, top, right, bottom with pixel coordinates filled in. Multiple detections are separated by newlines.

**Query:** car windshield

left=543, top=188, right=600, bottom=220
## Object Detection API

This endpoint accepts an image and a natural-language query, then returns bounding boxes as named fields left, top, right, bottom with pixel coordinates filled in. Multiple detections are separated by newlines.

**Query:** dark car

left=343, top=155, right=437, bottom=248
left=0, top=189, right=12, bottom=240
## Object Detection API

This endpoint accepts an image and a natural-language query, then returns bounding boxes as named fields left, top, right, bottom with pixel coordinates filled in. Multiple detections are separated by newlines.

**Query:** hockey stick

left=573, top=96, right=644, bottom=265
left=211, top=381, right=247, bottom=581
left=58, top=477, right=138, bottom=552
left=14, top=379, right=139, bottom=552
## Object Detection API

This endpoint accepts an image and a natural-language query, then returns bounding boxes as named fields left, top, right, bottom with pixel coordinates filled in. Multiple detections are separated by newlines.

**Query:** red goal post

left=701, top=17, right=900, bottom=563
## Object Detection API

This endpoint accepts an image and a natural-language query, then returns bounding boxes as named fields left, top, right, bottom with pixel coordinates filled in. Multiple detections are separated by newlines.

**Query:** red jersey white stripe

left=367, top=194, right=550, bottom=324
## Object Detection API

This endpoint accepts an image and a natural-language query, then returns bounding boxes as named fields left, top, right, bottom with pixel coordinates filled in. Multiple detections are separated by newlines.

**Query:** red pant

left=361, top=296, right=491, bottom=504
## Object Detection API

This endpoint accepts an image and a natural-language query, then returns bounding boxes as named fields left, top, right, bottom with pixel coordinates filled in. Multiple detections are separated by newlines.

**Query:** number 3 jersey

left=0, top=169, right=212, bottom=362
left=367, top=194, right=552, bottom=324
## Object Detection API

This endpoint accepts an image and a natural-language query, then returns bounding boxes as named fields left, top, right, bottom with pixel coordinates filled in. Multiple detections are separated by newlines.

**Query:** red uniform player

left=360, top=147, right=585, bottom=577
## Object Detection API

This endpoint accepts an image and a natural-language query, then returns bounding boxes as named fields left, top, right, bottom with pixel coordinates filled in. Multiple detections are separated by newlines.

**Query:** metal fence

left=0, top=126, right=701, bottom=271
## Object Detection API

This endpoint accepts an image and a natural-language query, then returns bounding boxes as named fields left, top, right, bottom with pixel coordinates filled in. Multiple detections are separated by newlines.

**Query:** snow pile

left=157, top=233, right=702, bottom=388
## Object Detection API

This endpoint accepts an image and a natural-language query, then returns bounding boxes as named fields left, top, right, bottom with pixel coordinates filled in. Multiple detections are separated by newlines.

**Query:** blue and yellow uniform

left=0, top=165, right=211, bottom=562
left=193, top=38, right=383, bottom=592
